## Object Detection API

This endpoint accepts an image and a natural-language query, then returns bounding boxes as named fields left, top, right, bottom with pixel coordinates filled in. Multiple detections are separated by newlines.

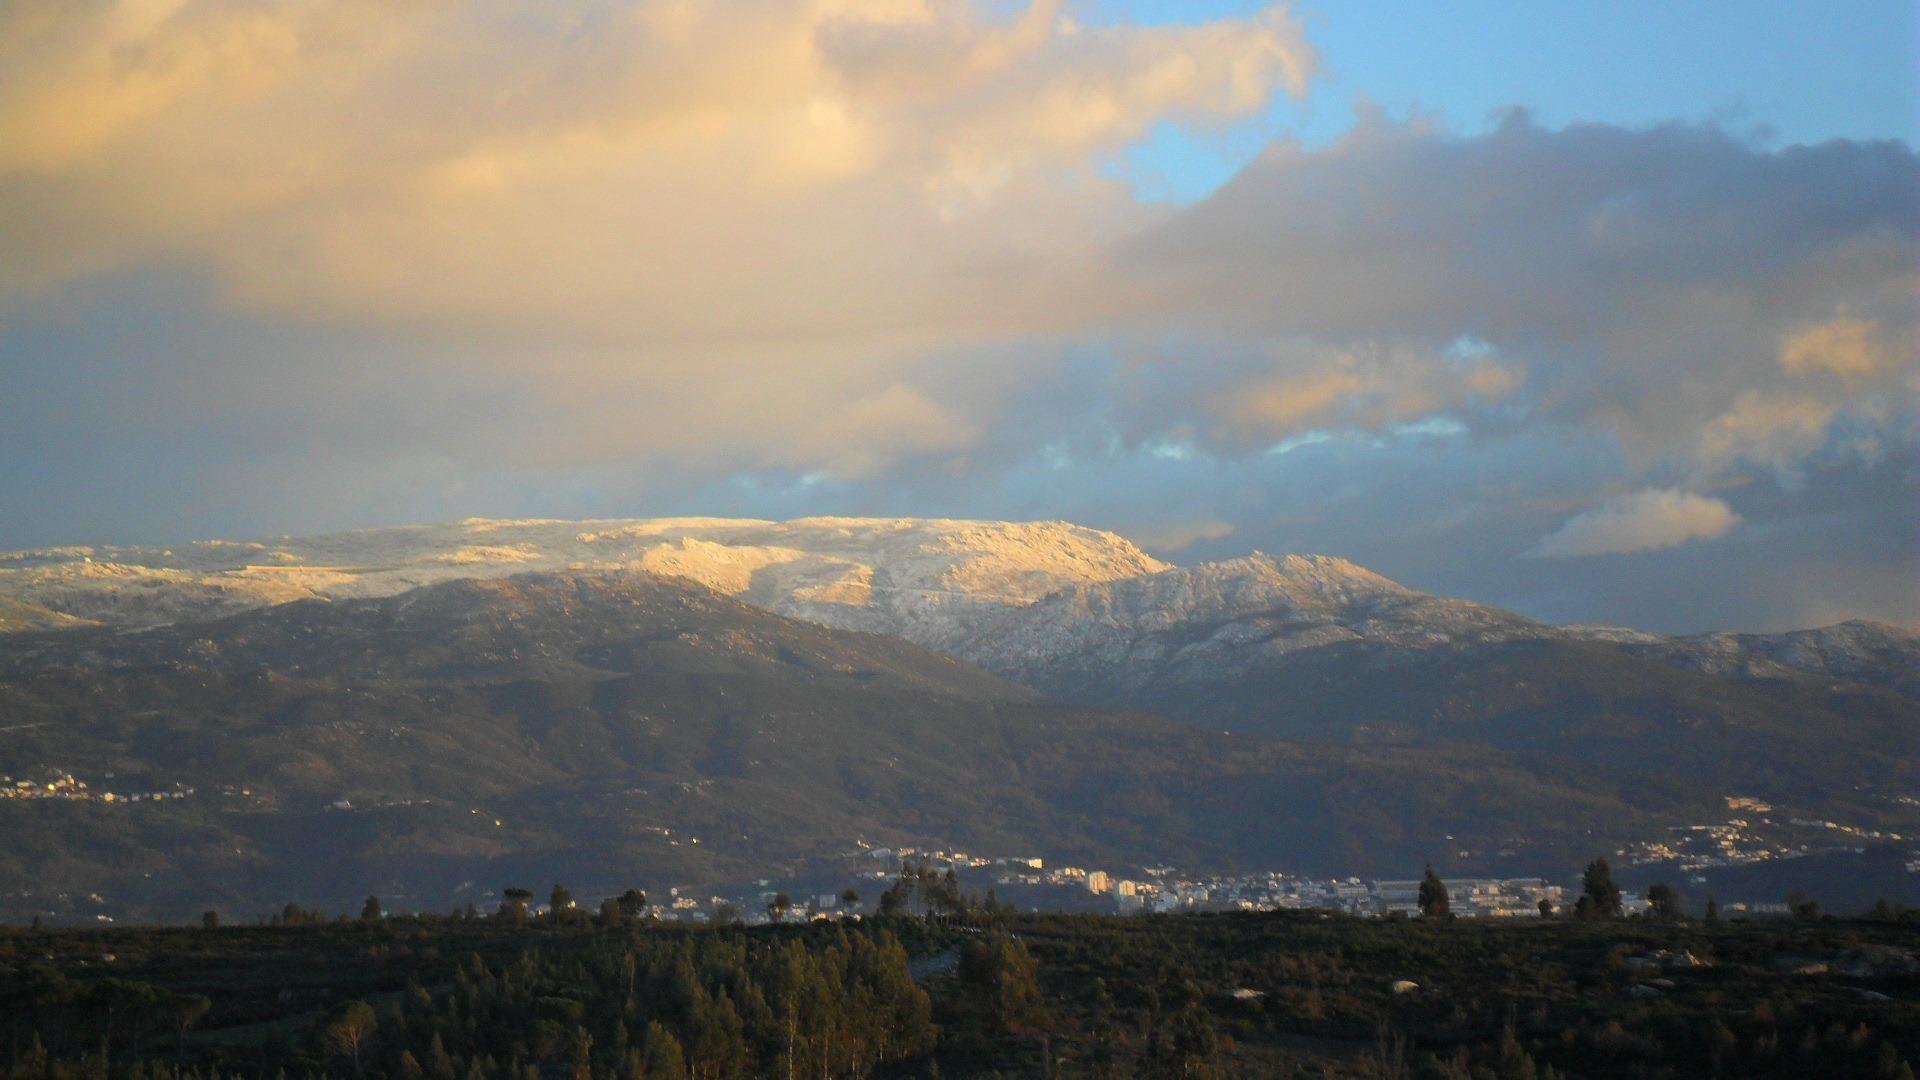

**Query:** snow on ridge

left=3, top=516, right=1907, bottom=696
left=0, top=517, right=1167, bottom=642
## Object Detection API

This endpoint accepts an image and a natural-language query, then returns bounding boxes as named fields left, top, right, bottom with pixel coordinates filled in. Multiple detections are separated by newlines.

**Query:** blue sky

left=1099, top=0, right=1919, bottom=201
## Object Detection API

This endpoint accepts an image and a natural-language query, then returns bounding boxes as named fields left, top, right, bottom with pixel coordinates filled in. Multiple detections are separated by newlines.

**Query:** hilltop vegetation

left=3, top=902, right=1918, bottom=1078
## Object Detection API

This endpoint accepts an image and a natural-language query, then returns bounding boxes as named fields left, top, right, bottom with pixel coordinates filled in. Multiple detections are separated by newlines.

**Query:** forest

left=3, top=876, right=1919, bottom=1079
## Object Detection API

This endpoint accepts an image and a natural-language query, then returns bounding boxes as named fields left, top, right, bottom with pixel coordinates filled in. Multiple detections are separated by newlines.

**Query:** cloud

left=0, top=6, right=1915, bottom=630
left=0, top=0, right=1313, bottom=344
left=1526, top=489, right=1740, bottom=559
left=3, top=7, right=1912, bottom=488
left=1123, top=117, right=1919, bottom=473
left=1698, top=391, right=1839, bottom=475
left=773, top=383, right=975, bottom=480
left=1778, top=317, right=1910, bottom=381
left=1203, top=344, right=1521, bottom=449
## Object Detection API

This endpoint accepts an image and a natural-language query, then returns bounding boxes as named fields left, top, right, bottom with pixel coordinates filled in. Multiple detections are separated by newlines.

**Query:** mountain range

left=0, top=517, right=1913, bottom=920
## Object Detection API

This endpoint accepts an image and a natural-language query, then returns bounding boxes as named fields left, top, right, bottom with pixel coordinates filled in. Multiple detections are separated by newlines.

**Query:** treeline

left=1, top=924, right=944, bottom=1079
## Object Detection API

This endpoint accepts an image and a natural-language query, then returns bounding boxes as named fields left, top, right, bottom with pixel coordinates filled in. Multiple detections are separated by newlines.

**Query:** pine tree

left=1419, top=865, right=1451, bottom=917
left=1580, top=859, right=1621, bottom=919
left=640, top=1021, right=687, bottom=1080
left=427, top=1033, right=457, bottom=1080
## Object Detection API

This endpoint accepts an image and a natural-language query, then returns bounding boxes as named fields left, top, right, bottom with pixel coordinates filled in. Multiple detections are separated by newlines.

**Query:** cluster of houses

left=0, top=772, right=193, bottom=804
left=1622, top=795, right=1906, bottom=875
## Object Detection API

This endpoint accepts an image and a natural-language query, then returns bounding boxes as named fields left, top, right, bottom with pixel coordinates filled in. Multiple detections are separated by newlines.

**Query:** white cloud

left=1526, top=489, right=1740, bottom=559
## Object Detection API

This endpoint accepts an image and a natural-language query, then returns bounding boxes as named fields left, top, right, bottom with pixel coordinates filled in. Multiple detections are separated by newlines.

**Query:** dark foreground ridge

left=3, top=901, right=1919, bottom=1079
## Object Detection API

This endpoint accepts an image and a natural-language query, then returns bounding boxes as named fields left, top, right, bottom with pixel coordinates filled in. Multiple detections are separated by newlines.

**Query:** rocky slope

left=951, top=552, right=1550, bottom=697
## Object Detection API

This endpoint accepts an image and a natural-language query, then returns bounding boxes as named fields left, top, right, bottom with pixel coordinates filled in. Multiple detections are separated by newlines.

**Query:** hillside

left=0, top=570, right=1737, bottom=923
left=1, top=521, right=1914, bottom=922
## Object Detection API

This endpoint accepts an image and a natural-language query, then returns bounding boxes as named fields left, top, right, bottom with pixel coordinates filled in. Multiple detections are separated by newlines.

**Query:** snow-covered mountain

left=0, top=517, right=1166, bottom=653
left=2, top=516, right=1912, bottom=703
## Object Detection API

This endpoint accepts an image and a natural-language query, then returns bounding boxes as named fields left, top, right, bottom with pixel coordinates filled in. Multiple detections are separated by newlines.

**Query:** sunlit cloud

left=1526, top=489, right=1741, bottom=559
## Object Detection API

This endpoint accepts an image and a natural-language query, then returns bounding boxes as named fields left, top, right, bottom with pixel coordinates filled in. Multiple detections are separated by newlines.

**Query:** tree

left=201, top=909, right=220, bottom=930
left=322, top=1000, right=378, bottom=1077
left=550, top=883, right=574, bottom=917
left=1418, top=865, right=1451, bottom=917
left=639, top=1020, right=687, bottom=1080
left=1647, top=883, right=1680, bottom=920
left=1496, top=1016, right=1541, bottom=1080
left=959, top=930, right=1047, bottom=1035
left=1580, top=859, right=1621, bottom=919
left=87, top=979, right=165, bottom=1058
left=1704, top=896, right=1720, bottom=921
left=361, top=895, right=383, bottom=922
left=427, top=1033, right=457, bottom=1079
left=617, top=888, right=648, bottom=918
left=502, top=887, right=533, bottom=921
left=1537, top=897, right=1553, bottom=918
left=768, top=892, right=792, bottom=923
left=840, top=888, right=860, bottom=910
left=166, top=994, right=212, bottom=1058
left=568, top=1025, right=594, bottom=1080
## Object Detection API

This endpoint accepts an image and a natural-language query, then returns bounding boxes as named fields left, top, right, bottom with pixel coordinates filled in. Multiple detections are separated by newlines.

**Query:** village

left=1621, top=795, right=1909, bottom=877
left=0, top=772, right=194, bottom=804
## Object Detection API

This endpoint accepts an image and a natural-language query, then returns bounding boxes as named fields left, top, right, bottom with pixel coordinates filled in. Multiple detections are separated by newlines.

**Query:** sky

left=1, top=0, right=1915, bottom=633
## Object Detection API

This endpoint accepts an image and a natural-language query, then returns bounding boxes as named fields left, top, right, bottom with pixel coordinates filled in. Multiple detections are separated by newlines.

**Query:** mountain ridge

left=3, top=516, right=1907, bottom=654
